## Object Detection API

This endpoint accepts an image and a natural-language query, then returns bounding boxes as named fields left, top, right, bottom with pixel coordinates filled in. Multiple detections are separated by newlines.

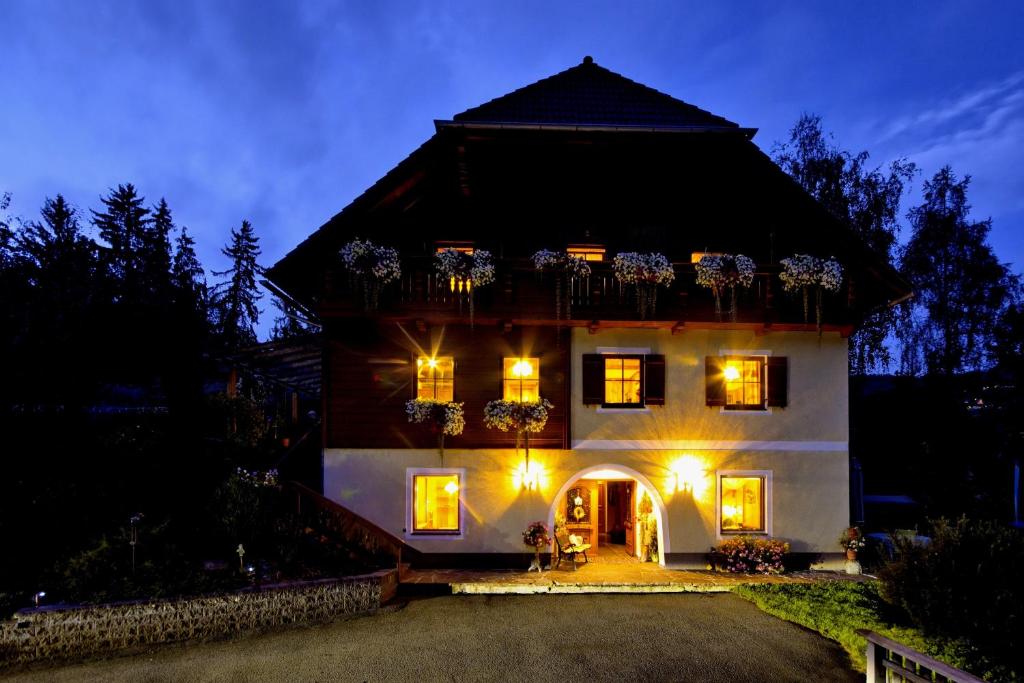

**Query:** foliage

left=877, top=517, right=1024, bottom=679
left=270, top=296, right=315, bottom=340
left=522, top=521, right=551, bottom=548
left=773, top=114, right=916, bottom=374
left=733, top=581, right=976, bottom=675
left=340, top=237, right=402, bottom=284
left=482, top=398, right=553, bottom=433
left=212, top=219, right=262, bottom=351
left=405, top=398, right=465, bottom=436
left=779, top=254, right=843, bottom=330
left=838, top=526, right=866, bottom=552
left=532, top=249, right=592, bottom=278
left=898, top=167, right=1018, bottom=376
left=612, top=251, right=675, bottom=319
left=434, top=247, right=495, bottom=287
left=694, top=253, right=755, bottom=320
left=713, top=536, right=788, bottom=574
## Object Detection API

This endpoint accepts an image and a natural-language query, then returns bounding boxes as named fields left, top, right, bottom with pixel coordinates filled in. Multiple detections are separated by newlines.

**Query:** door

left=624, top=482, right=635, bottom=556
left=565, top=482, right=599, bottom=556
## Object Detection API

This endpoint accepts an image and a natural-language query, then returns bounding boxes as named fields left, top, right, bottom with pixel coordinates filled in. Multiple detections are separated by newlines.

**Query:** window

left=582, top=353, right=665, bottom=407
left=719, top=474, right=767, bottom=533
left=567, top=246, right=605, bottom=262
left=503, top=357, right=540, bottom=401
left=435, top=243, right=474, bottom=254
left=411, top=473, right=461, bottom=533
left=604, top=356, right=643, bottom=406
left=691, top=251, right=724, bottom=264
left=723, top=356, right=765, bottom=410
left=416, top=356, right=454, bottom=401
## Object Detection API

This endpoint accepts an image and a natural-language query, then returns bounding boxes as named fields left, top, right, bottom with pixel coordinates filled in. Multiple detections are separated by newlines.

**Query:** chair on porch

left=554, top=530, right=591, bottom=570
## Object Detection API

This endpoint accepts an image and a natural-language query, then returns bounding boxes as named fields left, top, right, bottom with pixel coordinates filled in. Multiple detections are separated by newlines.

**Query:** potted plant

left=405, top=398, right=465, bottom=464
left=339, top=237, right=402, bottom=311
left=839, top=526, right=866, bottom=561
left=434, top=248, right=495, bottom=326
left=532, top=249, right=592, bottom=321
left=522, top=520, right=551, bottom=573
left=482, top=398, right=553, bottom=474
left=779, top=254, right=843, bottom=332
left=694, top=253, right=756, bottom=321
left=612, top=251, right=675, bottom=320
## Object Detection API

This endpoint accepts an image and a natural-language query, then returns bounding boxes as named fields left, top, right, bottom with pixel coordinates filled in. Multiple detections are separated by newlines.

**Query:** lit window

left=417, top=356, right=454, bottom=401
left=720, top=476, right=765, bottom=533
left=503, top=357, right=540, bottom=402
left=412, top=474, right=460, bottom=533
left=724, top=356, right=765, bottom=410
left=604, top=356, right=642, bottom=406
left=435, top=243, right=474, bottom=254
left=567, top=246, right=605, bottom=262
left=691, top=251, right=724, bottom=264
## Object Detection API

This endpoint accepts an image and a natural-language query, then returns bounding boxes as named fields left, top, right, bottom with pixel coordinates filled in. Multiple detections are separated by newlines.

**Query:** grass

left=732, top=580, right=977, bottom=674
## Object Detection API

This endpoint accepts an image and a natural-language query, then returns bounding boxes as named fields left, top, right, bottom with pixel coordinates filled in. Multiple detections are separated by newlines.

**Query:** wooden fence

left=857, top=630, right=984, bottom=683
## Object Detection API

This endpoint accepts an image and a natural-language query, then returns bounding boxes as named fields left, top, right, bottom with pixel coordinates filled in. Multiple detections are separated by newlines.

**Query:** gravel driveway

left=5, top=593, right=858, bottom=682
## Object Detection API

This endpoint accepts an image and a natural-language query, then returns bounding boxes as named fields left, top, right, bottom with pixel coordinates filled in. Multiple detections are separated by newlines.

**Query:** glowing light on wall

left=668, top=455, right=709, bottom=499
left=723, top=364, right=741, bottom=382
left=513, top=460, right=547, bottom=491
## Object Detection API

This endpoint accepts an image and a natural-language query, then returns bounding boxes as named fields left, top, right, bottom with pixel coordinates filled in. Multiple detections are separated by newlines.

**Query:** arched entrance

left=548, top=464, right=669, bottom=566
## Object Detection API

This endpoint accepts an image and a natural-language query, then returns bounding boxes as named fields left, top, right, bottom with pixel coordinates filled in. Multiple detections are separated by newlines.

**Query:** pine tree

left=172, top=225, right=207, bottom=312
left=141, top=198, right=174, bottom=303
left=270, top=296, right=314, bottom=340
left=213, top=219, right=262, bottom=351
left=773, top=115, right=916, bottom=374
left=91, top=183, right=150, bottom=298
left=898, top=167, right=1015, bottom=375
left=0, top=192, right=14, bottom=269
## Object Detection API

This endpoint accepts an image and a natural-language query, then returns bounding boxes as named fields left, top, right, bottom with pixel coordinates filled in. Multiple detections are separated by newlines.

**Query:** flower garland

left=434, top=249, right=496, bottom=326
left=532, top=249, right=592, bottom=321
left=694, top=254, right=756, bottom=321
left=612, top=252, right=675, bottom=319
left=714, top=536, right=789, bottom=574
left=779, top=254, right=844, bottom=331
left=405, top=398, right=465, bottom=464
left=483, top=398, right=553, bottom=469
left=339, top=237, right=401, bottom=310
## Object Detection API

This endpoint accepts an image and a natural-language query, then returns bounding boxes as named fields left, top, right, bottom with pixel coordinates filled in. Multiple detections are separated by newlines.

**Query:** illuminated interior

left=724, top=357, right=764, bottom=409
left=416, top=356, right=455, bottom=401
left=503, top=357, right=540, bottom=401
left=435, top=245, right=474, bottom=254
left=720, top=476, right=764, bottom=532
left=567, top=246, right=605, bottom=262
left=691, top=251, right=724, bottom=263
left=604, top=356, right=642, bottom=405
left=413, top=474, right=460, bottom=532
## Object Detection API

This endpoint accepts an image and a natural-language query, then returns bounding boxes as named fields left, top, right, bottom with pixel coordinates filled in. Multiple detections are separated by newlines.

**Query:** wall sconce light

left=514, top=461, right=545, bottom=491
left=669, top=455, right=707, bottom=496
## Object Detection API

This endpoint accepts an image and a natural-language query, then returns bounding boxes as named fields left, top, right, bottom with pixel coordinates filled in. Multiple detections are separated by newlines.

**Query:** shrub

left=714, top=536, right=788, bottom=573
left=878, top=517, right=1024, bottom=680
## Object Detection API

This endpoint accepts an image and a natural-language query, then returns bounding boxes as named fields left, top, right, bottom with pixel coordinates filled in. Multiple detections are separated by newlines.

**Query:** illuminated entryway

left=548, top=464, right=669, bottom=566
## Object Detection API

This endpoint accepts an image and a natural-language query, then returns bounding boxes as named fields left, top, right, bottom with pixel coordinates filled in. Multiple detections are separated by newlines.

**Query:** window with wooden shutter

left=766, top=356, right=788, bottom=408
left=705, top=356, right=726, bottom=406
left=581, top=354, right=604, bottom=405
left=644, top=354, right=666, bottom=405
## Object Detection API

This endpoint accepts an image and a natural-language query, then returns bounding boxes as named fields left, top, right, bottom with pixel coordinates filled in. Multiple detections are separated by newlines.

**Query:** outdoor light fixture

left=513, top=461, right=546, bottom=491
left=669, top=455, right=708, bottom=497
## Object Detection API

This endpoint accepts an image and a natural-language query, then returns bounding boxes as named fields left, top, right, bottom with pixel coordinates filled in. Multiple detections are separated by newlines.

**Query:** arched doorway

left=548, top=464, right=669, bottom=566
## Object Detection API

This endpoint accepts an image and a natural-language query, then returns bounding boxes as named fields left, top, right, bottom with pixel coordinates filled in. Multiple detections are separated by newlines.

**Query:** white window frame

left=406, top=467, right=466, bottom=539
left=716, top=469, right=773, bottom=539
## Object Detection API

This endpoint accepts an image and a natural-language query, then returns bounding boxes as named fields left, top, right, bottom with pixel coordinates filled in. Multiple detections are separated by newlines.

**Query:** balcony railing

left=323, top=257, right=856, bottom=327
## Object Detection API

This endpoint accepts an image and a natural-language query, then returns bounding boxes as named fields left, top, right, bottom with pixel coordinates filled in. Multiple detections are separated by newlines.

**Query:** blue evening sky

left=3, top=1, right=1023, bottom=333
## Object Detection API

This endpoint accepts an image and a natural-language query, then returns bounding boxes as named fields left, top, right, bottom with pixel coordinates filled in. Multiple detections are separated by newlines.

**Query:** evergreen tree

left=172, top=225, right=208, bottom=313
left=0, top=192, right=13, bottom=268
left=270, top=296, right=314, bottom=340
left=91, top=183, right=149, bottom=298
left=141, top=198, right=174, bottom=303
left=773, top=115, right=916, bottom=374
left=898, top=167, right=1015, bottom=375
left=213, top=220, right=262, bottom=350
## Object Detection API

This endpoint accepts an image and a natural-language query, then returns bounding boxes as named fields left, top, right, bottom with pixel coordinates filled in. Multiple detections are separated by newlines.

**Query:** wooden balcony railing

left=857, top=630, right=984, bottom=683
left=323, top=257, right=857, bottom=328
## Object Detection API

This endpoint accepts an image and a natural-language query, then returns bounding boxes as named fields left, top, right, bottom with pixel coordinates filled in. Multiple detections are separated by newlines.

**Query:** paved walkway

left=6, top=594, right=859, bottom=682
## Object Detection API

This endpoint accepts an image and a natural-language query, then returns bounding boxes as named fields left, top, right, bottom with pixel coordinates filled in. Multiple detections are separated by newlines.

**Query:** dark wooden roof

left=449, top=56, right=743, bottom=131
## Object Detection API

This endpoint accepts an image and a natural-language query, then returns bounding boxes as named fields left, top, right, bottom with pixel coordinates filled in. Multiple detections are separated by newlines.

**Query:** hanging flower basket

left=483, top=398, right=553, bottom=470
left=612, top=252, right=675, bottom=320
left=405, top=398, right=465, bottom=464
left=532, top=249, right=592, bottom=321
left=779, top=254, right=843, bottom=332
left=694, top=254, right=756, bottom=321
left=339, top=237, right=401, bottom=310
left=434, top=249, right=496, bottom=326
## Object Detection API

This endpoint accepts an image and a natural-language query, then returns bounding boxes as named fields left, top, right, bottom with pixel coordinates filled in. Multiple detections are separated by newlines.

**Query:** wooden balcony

left=320, top=257, right=858, bottom=332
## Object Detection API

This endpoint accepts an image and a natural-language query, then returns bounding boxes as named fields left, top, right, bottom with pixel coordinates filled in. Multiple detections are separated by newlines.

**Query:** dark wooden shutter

left=705, top=356, right=726, bottom=406
left=582, top=354, right=604, bottom=405
left=644, top=354, right=666, bottom=405
left=767, top=356, right=788, bottom=408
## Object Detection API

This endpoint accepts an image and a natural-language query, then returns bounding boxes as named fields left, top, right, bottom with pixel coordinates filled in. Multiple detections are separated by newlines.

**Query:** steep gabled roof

left=448, top=56, right=744, bottom=131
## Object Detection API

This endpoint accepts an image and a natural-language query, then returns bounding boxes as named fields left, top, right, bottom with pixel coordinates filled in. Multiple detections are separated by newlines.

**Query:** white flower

left=405, top=398, right=465, bottom=436
left=779, top=254, right=843, bottom=292
left=340, top=237, right=401, bottom=284
left=532, top=249, right=592, bottom=278
left=694, top=254, right=756, bottom=290
left=435, top=248, right=496, bottom=286
left=612, top=252, right=675, bottom=287
left=483, top=398, right=554, bottom=433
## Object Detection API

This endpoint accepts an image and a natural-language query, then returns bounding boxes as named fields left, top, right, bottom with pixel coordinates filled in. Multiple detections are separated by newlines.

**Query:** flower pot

left=846, top=549, right=857, bottom=561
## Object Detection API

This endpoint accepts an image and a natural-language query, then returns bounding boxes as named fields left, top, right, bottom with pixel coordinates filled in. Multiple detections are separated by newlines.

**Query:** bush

left=878, top=517, right=1024, bottom=680
left=714, top=536, right=789, bottom=573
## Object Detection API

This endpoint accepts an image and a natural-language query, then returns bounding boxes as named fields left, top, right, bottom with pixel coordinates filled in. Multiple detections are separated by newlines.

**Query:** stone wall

left=0, top=569, right=398, bottom=669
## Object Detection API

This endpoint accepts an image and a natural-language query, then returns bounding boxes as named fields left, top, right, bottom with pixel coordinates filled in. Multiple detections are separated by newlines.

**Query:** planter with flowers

left=405, top=398, right=465, bottom=464
left=612, top=252, right=675, bottom=320
left=779, top=254, right=844, bottom=332
left=694, top=253, right=756, bottom=321
left=711, top=536, right=789, bottom=574
left=339, top=237, right=402, bottom=311
left=482, top=398, right=553, bottom=476
left=532, top=249, right=592, bottom=321
left=435, top=248, right=495, bottom=326
left=522, top=521, right=551, bottom=572
left=839, top=526, right=866, bottom=561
